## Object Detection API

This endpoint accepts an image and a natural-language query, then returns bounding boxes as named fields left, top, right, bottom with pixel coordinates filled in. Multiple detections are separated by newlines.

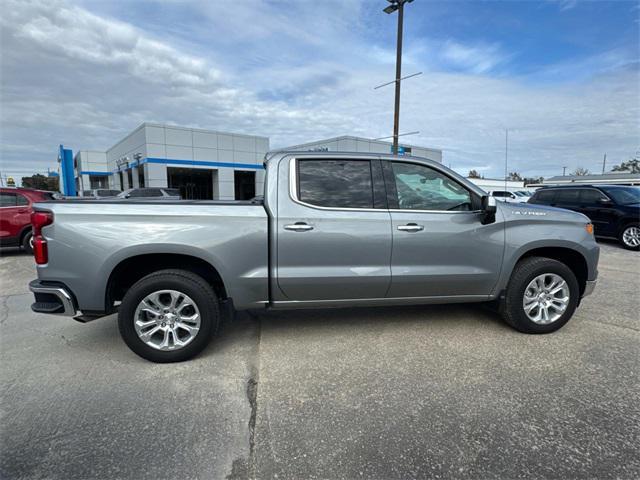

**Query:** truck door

left=276, top=157, right=392, bottom=301
left=383, top=160, right=504, bottom=298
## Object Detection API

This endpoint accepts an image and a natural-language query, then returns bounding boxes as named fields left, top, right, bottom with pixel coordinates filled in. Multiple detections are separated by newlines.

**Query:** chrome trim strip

left=389, top=209, right=483, bottom=215
left=29, top=283, right=78, bottom=317
left=582, top=279, right=597, bottom=298
left=288, top=157, right=483, bottom=215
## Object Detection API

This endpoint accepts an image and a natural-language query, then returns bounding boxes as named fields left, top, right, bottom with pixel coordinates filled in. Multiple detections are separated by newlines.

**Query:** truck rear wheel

left=501, top=257, right=579, bottom=334
left=118, top=269, right=220, bottom=362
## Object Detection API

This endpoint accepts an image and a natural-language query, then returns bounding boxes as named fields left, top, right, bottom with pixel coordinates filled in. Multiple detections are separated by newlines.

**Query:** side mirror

left=482, top=195, right=497, bottom=213
left=598, top=198, right=612, bottom=205
left=481, top=195, right=497, bottom=225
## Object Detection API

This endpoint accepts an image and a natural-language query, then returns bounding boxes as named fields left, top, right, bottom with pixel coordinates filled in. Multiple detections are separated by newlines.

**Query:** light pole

left=384, top=0, right=413, bottom=155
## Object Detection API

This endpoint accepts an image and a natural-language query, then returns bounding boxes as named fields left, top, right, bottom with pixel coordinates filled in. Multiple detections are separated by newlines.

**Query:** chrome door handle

left=397, top=223, right=424, bottom=232
left=284, top=223, right=314, bottom=232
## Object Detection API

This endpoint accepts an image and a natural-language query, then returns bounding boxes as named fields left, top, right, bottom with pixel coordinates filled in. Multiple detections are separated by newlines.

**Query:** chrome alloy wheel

left=622, top=226, right=640, bottom=248
left=134, top=290, right=201, bottom=351
left=522, top=273, right=570, bottom=325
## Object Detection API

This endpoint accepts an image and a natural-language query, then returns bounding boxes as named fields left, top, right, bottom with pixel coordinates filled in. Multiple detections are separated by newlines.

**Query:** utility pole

left=562, top=166, right=567, bottom=176
left=602, top=153, right=607, bottom=174
left=383, top=0, right=414, bottom=154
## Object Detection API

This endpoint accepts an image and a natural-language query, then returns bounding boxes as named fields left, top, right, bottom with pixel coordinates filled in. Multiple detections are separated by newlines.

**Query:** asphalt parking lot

left=1, top=242, right=639, bottom=479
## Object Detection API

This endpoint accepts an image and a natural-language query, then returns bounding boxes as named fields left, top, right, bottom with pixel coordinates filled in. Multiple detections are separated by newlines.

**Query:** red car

left=0, top=187, right=57, bottom=253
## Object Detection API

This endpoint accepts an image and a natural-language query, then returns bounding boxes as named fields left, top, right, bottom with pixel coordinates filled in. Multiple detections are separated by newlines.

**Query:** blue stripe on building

left=143, top=158, right=265, bottom=170
left=79, top=171, right=112, bottom=176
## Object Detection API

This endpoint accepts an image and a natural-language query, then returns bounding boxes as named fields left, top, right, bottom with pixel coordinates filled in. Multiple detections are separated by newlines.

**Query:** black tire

left=501, top=257, right=579, bottom=334
left=21, top=230, right=33, bottom=255
left=619, top=223, right=640, bottom=251
left=118, top=269, right=220, bottom=362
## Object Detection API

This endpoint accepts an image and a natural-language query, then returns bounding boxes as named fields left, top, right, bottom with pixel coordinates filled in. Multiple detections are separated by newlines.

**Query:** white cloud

left=440, top=40, right=508, bottom=74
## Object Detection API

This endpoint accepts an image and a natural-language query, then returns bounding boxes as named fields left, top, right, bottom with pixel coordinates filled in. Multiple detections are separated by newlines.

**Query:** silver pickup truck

left=29, top=152, right=599, bottom=362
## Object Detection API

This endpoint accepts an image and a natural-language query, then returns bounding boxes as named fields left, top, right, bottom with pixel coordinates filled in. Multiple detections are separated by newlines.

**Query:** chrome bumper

left=29, top=280, right=78, bottom=317
left=582, top=279, right=597, bottom=298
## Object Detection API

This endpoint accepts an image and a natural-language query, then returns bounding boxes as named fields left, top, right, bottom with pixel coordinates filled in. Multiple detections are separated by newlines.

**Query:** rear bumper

left=29, top=280, right=78, bottom=317
left=582, top=279, right=597, bottom=298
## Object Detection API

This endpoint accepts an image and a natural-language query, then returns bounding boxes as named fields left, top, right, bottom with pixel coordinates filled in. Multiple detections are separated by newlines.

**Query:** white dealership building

left=60, top=124, right=443, bottom=199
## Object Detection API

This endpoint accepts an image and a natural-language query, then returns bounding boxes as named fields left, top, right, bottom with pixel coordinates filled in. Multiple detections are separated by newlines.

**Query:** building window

left=234, top=170, right=256, bottom=200
left=127, top=169, right=133, bottom=188
left=167, top=167, right=213, bottom=200
left=89, top=175, right=108, bottom=189
left=138, top=167, right=145, bottom=188
left=118, top=171, right=124, bottom=190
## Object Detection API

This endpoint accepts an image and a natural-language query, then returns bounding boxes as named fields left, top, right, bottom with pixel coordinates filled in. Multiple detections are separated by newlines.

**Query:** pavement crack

left=0, top=296, right=8, bottom=324
left=585, top=318, right=640, bottom=333
left=247, top=316, right=261, bottom=479
left=227, top=314, right=262, bottom=480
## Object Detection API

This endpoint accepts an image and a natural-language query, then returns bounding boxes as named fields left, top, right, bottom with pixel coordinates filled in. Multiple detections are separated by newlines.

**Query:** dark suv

left=528, top=185, right=640, bottom=250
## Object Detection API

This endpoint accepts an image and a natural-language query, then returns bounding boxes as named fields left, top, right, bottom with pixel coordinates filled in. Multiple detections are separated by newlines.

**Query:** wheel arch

left=618, top=218, right=639, bottom=233
left=19, top=224, right=32, bottom=243
left=514, top=247, right=588, bottom=296
left=105, top=253, right=228, bottom=313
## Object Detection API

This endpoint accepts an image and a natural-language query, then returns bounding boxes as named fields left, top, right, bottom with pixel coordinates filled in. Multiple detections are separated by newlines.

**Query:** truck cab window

left=391, top=162, right=472, bottom=211
left=297, top=159, right=373, bottom=209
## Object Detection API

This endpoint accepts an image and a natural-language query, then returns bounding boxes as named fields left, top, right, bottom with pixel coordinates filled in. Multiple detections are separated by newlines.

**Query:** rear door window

left=580, top=189, right=608, bottom=204
left=555, top=189, right=580, bottom=204
left=297, top=159, right=374, bottom=209
left=16, top=194, right=29, bottom=206
left=534, top=190, right=556, bottom=203
left=0, top=193, right=17, bottom=207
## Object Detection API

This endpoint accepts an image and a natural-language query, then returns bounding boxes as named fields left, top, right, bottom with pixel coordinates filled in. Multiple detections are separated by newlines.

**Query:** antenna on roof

left=504, top=129, right=508, bottom=191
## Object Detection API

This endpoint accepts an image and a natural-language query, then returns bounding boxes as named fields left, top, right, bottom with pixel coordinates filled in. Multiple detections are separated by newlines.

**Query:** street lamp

left=384, top=0, right=414, bottom=155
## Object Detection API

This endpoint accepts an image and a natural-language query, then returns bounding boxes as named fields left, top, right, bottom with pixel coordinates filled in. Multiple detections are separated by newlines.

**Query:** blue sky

left=1, top=0, right=638, bottom=180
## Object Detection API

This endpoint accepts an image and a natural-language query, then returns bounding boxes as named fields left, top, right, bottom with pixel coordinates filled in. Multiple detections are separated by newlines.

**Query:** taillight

left=31, top=211, right=53, bottom=265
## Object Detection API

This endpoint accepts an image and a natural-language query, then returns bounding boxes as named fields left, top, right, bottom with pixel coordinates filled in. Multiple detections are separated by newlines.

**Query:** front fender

left=492, top=221, right=599, bottom=296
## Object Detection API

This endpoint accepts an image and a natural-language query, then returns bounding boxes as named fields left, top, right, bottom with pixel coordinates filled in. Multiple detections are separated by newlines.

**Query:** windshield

left=601, top=186, right=640, bottom=205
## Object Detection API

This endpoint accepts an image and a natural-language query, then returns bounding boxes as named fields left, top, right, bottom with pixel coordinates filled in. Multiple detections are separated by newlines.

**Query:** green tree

left=611, top=158, right=640, bottom=174
left=21, top=174, right=59, bottom=191
left=467, top=169, right=481, bottom=178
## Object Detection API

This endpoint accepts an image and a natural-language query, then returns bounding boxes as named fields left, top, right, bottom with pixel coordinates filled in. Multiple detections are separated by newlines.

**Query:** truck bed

left=33, top=201, right=269, bottom=312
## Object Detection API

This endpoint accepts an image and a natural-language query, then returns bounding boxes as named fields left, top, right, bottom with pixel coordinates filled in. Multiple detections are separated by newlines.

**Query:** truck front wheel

left=501, top=257, right=579, bottom=334
left=118, top=269, right=220, bottom=362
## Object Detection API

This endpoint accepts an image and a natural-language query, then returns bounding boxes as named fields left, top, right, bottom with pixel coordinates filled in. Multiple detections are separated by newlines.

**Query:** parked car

left=489, top=190, right=528, bottom=203
left=29, top=152, right=599, bottom=362
left=117, top=188, right=181, bottom=200
left=528, top=185, right=640, bottom=250
left=82, top=189, right=121, bottom=198
left=515, top=190, right=534, bottom=199
left=0, top=187, right=56, bottom=253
